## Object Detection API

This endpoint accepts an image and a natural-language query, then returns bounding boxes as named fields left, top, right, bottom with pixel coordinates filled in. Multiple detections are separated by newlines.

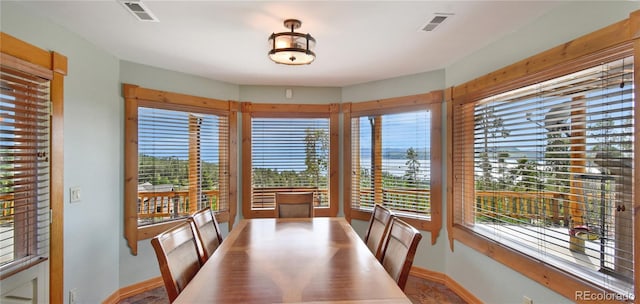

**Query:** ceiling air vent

left=119, top=0, right=159, bottom=22
left=420, top=14, right=452, bottom=32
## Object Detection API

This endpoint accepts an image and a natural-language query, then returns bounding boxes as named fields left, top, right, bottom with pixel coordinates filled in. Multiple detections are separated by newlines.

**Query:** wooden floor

left=118, top=275, right=467, bottom=304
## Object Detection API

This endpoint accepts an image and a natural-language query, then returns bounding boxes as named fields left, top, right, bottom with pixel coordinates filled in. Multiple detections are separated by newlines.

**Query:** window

left=449, top=15, right=638, bottom=300
left=0, top=56, right=51, bottom=275
left=0, top=32, right=66, bottom=302
left=344, top=92, right=442, bottom=238
left=241, top=103, right=339, bottom=218
left=123, top=84, right=236, bottom=255
left=251, top=118, right=329, bottom=208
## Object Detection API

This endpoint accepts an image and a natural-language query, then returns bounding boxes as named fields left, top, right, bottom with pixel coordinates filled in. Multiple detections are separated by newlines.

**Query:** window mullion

left=372, top=116, right=383, bottom=205
left=188, top=114, right=201, bottom=214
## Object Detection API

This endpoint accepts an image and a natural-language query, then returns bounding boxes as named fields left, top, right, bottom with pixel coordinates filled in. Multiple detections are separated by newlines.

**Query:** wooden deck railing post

left=569, top=96, right=587, bottom=253
left=551, top=196, right=560, bottom=226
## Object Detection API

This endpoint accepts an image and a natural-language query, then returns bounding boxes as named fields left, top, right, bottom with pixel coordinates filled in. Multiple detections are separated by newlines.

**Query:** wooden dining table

left=173, top=217, right=412, bottom=303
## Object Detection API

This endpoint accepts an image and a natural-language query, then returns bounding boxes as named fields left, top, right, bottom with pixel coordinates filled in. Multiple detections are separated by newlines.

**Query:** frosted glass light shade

left=268, top=19, right=316, bottom=65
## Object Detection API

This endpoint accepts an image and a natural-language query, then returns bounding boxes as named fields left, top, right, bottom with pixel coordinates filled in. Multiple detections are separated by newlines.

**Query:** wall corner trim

left=410, top=266, right=483, bottom=304
left=102, top=276, right=163, bottom=304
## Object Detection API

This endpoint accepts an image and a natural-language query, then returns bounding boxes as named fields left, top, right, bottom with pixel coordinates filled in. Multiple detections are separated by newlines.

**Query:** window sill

left=451, top=225, right=634, bottom=302
left=136, top=210, right=230, bottom=241
left=0, top=256, right=48, bottom=280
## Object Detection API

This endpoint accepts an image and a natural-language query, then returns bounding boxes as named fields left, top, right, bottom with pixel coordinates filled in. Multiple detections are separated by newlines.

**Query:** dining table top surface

left=173, top=217, right=412, bottom=304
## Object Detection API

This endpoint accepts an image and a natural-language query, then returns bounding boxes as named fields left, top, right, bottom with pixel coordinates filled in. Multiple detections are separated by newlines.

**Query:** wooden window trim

left=447, top=10, right=640, bottom=301
left=0, top=32, right=67, bottom=304
left=343, top=91, right=443, bottom=244
left=241, top=102, right=340, bottom=219
left=123, top=84, right=237, bottom=255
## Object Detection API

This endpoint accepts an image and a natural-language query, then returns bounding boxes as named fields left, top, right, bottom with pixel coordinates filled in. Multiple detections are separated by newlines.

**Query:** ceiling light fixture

left=268, top=19, right=316, bottom=65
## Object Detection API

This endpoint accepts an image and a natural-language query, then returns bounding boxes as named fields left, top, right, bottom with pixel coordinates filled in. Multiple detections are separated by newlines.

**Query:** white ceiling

left=16, top=1, right=562, bottom=87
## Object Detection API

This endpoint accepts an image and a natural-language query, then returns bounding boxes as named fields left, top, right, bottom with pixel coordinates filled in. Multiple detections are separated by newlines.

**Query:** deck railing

left=137, top=189, right=219, bottom=220
left=354, top=188, right=431, bottom=215
left=135, top=188, right=597, bottom=228
left=0, top=193, right=14, bottom=220
left=354, top=189, right=575, bottom=225
left=475, top=191, right=571, bottom=225
left=251, top=187, right=329, bottom=209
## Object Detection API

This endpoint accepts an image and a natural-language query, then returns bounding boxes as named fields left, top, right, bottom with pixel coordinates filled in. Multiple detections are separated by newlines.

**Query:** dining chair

left=189, top=207, right=224, bottom=263
left=275, top=192, right=314, bottom=218
left=151, top=221, right=203, bottom=302
left=379, top=217, right=422, bottom=291
left=364, top=204, right=394, bottom=261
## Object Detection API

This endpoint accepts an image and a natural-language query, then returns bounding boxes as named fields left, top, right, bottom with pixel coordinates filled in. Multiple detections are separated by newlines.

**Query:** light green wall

left=1, top=2, right=122, bottom=303
left=446, top=1, right=639, bottom=86
left=239, top=85, right=341, bottom=103
left=342, top=69, right=445, bottom=102
left=1, top=1, right=638, bottom=303
left=120, top=61, right=240, bottom=101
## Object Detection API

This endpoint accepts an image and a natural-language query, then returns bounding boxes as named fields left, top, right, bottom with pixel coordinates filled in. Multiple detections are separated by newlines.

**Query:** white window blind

left=0, top=62, right=50, bottom=273
left=137, top=107, right=228, bottom=226
left=351, top=110, right=432, bottom=219
left=251, top=118, right=329, bottom=210
left=454, top=56, right=634, bottom=294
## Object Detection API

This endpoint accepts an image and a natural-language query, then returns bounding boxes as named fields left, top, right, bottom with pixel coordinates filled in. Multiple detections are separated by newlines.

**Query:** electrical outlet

left=523, top=296, right=533, bottom=304
left=69, top=288, right=78, bottom=304
left=70, top=187, right=81, bottom=203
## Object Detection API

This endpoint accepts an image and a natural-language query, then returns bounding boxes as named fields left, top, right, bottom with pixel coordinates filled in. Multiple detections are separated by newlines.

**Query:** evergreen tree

left=404, top=147, right=420, bottom=182
left=476, top=107, right=510, bottom=190
left=304, top=128, right=329, bottom=186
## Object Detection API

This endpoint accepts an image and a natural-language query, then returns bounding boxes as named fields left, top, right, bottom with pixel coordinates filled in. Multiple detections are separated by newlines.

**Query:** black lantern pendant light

left=268, top=19, right=316, bottom=65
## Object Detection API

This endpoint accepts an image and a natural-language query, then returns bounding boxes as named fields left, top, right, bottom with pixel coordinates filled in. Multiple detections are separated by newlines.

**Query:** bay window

left=448, top=14, right=638, bottom=300
left=123, top=84, right=236, bottom=255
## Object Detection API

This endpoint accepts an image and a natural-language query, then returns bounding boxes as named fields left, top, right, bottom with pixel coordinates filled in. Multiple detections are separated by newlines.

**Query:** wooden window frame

left=0, top=32, right=67, bottom=304
left=343, top=92, right=443, bottom=243
left=241, top=102, right=340, bottom=218
left=123, top=84, right=238, bottom=255
left=447, top=11, right=640, bottom=301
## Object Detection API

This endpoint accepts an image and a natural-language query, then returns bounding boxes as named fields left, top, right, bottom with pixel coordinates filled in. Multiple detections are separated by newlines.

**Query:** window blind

left=351, top=110, right=432, bottom=218
left=251, top=117, right=329, bottom=210
left=454, top=56, right=634, bottom=294
left=0, top=63, right=51, bottom=272
left=137, top=107, right=228, bottom=226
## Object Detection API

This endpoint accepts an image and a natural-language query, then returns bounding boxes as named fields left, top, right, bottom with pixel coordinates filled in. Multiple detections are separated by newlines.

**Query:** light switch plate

left=70, top=187, right=81, bottom=203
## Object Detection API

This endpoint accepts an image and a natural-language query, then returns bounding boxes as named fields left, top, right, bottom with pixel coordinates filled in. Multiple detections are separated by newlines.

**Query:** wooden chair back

left=364, top=204, right=393, bottom=261
left=189, top=207, right=224, bottom=263
left=151, top=221, right=203, bottom=302
left=379, top=217, right=422, bottom=290
left=275, top=192, right=314, bottom=218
